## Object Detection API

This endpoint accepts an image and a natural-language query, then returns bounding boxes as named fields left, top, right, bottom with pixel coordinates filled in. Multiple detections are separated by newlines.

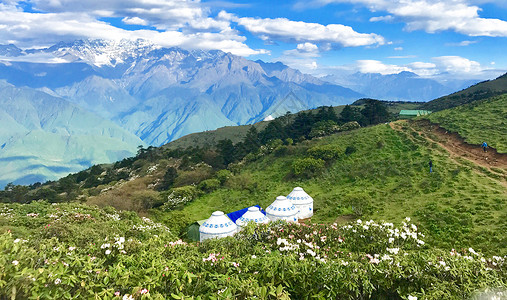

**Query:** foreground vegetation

left=2, top=202, right=506, bottom=299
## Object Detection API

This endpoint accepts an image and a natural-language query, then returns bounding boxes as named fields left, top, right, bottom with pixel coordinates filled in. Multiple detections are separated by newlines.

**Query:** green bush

left=307, top=144, right=341, bottom=161
left=292, top=157, right=325, bottom=178
left=161, top=185, right=201, bottom=210
left=197, top=178, right=221, bottom=193
left=345, top=145, right=357, bottom=155
left=215, top=169, right=232, bottom=185
left=340, top=121, right=361, bottom=131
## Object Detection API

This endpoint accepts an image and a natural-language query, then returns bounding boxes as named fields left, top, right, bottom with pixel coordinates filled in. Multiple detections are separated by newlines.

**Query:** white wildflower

left=54, top=278, right=61, bottom=285
left=12, top=260, right=19, bottom=266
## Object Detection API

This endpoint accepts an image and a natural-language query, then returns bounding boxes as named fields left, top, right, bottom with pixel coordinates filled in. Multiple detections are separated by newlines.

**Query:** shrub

left=345, top=145, right=357, bottom=155
left=292, top=157, right=325, bottom=178
left=309, top=120, right=340, bottom=138
left=340, top=121, right=361, bottom=131
left=197, top=178, right=221, bottom=193
left=174, top=163, right=212, bottom=187
left=161, top=185, right=201, bottom=210
left=226, top=173, right=257, bottom=192
left=215, top=169, right=232, bottom=185
left=307, top=144, right=341, bottom=161
left=131, top=190, right=162, bottom=210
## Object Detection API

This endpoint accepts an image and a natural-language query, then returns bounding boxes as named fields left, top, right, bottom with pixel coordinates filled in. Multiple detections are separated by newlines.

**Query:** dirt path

left=389, top=120, right=507, bottom=187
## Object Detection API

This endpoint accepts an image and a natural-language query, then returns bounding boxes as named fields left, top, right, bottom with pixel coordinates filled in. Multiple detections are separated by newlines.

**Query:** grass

left=158, top=123, right=507, bottom=255
left=424, top=94, right=507, bottom=153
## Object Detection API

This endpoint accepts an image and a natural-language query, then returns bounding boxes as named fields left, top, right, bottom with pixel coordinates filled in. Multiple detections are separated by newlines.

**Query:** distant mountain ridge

left=0, top=80, right=144, bottom=187
left=0, top=39, right=364, bottom=186
left=323, top=71, right=476, bottom=102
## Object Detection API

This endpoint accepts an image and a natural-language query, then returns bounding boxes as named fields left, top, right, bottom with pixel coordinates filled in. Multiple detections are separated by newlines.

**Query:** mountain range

left=0, top=39, right=481, bottom=186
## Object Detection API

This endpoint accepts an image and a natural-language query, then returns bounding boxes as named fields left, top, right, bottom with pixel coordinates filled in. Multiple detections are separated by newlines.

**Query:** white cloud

left=432, top=56, right=483, bottom=74
left=0, top=1, right=268, bottom=56
left=356, top=60, right=411, bottom=75
left=220, top=12, right=385, bottom=47
left=0, top=9, right=266, bottom=56
left=122, top=17, right=148, bottom=26
left=29, top=0, right=215, bottom=31
left=394, top=47, right=403, bottom=51
left=305, top=0, right=507, bottom=37
left=345, top=56, right=489, bottom=77
left=445, top=40, right=478, bottom=46
left=297, top=42, right=319, bottom=53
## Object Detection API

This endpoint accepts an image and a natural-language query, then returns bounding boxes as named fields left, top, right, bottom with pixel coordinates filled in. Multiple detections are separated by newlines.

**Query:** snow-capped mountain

left=1, top=39, right=363, bottom=144
left=0, top=39, right=364, bottom=186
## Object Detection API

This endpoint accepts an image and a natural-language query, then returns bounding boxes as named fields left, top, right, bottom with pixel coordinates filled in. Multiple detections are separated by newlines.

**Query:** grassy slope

left=423, top=94, right=507, bottom=153
left=421, top=73, right=507, bottom=111
left=159, top=123, right=506, bottom=255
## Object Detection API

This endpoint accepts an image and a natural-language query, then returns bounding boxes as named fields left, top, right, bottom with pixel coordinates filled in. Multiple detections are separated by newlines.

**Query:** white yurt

left=236, top=206, right=270, bottom=229
left=199, top=211, right=238, bottom=242
left=287, top=187, right=314, bottom=219
left=265, top=196, right=298, bottom=222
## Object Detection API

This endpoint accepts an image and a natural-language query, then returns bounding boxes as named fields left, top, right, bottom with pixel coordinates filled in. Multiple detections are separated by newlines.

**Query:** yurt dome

left=266, top=196, right=298, bottom=222
left=199, top=211, right=238, bottom=242
left=287, top=187, right=314, bottom=219
left=236, top=206, right=270, bottom=228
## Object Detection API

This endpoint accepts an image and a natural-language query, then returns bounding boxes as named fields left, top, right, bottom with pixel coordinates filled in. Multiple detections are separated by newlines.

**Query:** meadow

left=424, top=94, right=507, bottom=153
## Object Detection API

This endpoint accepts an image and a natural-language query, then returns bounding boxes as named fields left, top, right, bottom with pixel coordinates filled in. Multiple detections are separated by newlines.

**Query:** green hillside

left=423, top=94, right=507, bottom=153
left=421, top=73, right=507, bottom=111
left=154, top=123, right=507, bottom=255
left=1, top=98, right=507, bottom=298
left=165, top=101, right=420, bottom=149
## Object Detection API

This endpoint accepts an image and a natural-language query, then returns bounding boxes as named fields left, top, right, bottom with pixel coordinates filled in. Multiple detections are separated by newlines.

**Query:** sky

left=1, top=0, right=507, bottom=81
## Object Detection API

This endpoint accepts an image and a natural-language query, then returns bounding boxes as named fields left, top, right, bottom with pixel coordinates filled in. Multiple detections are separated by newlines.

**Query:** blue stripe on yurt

left=227, top=205, right=266, bottom=223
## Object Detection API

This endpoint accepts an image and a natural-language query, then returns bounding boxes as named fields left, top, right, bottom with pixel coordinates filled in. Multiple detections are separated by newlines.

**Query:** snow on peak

left=263, top=115, right=275, bottom=121
left=48, top=39, right=160, bottom=67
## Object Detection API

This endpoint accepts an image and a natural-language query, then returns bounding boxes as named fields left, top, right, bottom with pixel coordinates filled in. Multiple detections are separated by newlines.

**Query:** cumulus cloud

left=0, top=1, right=267, bottom=56
left=219, top=11, right=385, bottom=47
left=350, top=56, right=490, bottom=78
left=356, top=60, right=411, bottom=75
left=432, top=56, right=483, bottom=73
left=122, top=17, right=148, bottom=26
left=303, top=0, right=507, bottom=37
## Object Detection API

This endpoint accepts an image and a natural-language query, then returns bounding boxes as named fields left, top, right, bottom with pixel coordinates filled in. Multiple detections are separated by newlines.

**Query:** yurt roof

left=236, top=206, right=270, bottom=226
left=287, top=187, right=313, bottom=205
left=266, top=196, right=298, bottom=217
left=199, top=211, right=237, bottom=235
left=227, top=205, right=266, bottom=223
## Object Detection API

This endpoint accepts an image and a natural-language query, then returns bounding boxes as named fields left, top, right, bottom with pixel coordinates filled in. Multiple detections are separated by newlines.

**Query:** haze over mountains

left=0, top=39, right=482, bottom=186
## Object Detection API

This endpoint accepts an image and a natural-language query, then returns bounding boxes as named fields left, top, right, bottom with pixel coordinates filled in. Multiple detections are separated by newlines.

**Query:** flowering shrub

left=160, top=185, right=200, bottom=211
left=1, top=202, right=506, bottom=299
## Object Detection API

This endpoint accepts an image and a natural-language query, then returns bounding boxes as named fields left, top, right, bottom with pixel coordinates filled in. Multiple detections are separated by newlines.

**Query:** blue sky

left=1, top=0, right=506, bottom=81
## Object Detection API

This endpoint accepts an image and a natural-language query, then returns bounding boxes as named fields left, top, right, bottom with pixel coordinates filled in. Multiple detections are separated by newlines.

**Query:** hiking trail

left=389, top=119, right=507, bottom=188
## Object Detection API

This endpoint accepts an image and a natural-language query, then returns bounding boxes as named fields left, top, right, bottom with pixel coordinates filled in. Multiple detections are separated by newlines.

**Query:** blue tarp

left=227, top=205, right=266, bottom=223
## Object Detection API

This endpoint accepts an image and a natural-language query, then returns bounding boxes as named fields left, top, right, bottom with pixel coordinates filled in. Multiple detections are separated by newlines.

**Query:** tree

left=216, top=139, right=237, bottom=166
left=361, top=99, right=390, bottom=125
left=339, top=105, right=364, bottom=124
left=260, top=119, right=287, bottom=144
left=157, top=167, right=178, bottom=191
left=242, top=126, right=261, bottom=154
left=315, top=106, right=339, bottom=123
